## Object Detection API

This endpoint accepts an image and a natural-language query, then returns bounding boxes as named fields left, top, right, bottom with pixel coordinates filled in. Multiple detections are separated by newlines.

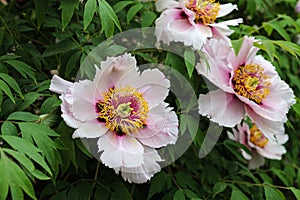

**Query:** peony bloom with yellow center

left=197, top=36, right=295, bottom=140
left=227, top=122, right=288, bottom=169
left=49, top=53, right=178, bottom=183
left=155, top=0, right=243, bottom=49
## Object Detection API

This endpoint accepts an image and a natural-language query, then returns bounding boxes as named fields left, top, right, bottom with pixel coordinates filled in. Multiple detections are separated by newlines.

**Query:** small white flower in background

left=49, top=53, right=179, bottom=183
left=155, top=0, right=243, bottom=49
left=0, top=0, right=7, bottom=6
left=227, top=122, right=288, bottom=169
left=296, top=0, right=300, bottom=13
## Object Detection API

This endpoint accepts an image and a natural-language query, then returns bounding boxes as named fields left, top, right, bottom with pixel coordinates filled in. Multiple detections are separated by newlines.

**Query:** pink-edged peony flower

left=155, top=0, right=243, bottom=49
left=49, top=53, right=179, bottom=183
left=227, top=122, right=288, bottom=169
left=197, top=36, right=295, bottom=140
left=296, top=0, right=300, bottom=13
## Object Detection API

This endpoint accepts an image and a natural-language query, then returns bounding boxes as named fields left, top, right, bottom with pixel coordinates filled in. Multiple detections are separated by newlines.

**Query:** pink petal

left=116, top=68, right=170, bottom=109
left=49, top=75, right=73, bottom=94
left=60, top=94, right=80, bottom=129
left=135, top=103, right=178, bottom=148
left=155, top=9, right=184, bottom=45
left=155, top=0, right=179, bottom=12
left=228, top=36, right=259, bottom=69
left=248, top=152, right=265, bottom=169
left=72, top=120, right=107, bottom=138
left=257, top=144, right=286, bottom=160
left=98, top=132, right=144, bottom=168
left=196, top=38, right=233, bottom=93
left=95, top=54, right=138, bottom=96
left=72, top=80, right=98, bottom=121
left=120, top=147, right=162, bottom=183
left=198, top=90, right=245, bottom=127
left=245, top=106, right=285, bottom=141
left=169, top=19, right=212, bottom=49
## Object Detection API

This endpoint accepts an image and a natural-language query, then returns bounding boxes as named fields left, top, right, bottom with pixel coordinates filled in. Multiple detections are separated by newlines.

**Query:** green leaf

left=224, top=139, right=252, bottom=161
left=40, top=96, right=60, bottom=114
left=174, top=190, right=185, bottom=200
left=290, top=187, right=300, bottom=200
left=98, top=0, right=121, bottom=37
left=3, top=60, right=36, bottom=82
left=10, top=185, right=24, bottom=200
left=43, top=40, right=79, bottom=57
left=18, top=92, right=41, bottom=111
left=65, top=51, right=81, bottom=77
left=0, top=79, right=15, bottom=103
left=264, top=184, right=286, bottom=200
left=84, top=0, right=97, bottom=30
left=260, top=40, right=275, bottom=61
left=127, top=4, right=143, bottom=24
left=1, top=135, right=52, bottom=175
left=271, top=168, right=291, bottom=187
left=8, top=112, right=39, bottom=122
left=184, top=49, right=195, bottom=78
left=0, top=30, right=4, bottom=47
left=1, top=121, right=18, bottom=136
left=269, top=22, right=291, bottom=41
left=148, top=171, right=169, bottom=199
left=0, top=162, right=9, bottom=200
left=19, top=122, right=61, bottom=175
left=110, top=181, right=132, bottom=200
left=35, top=0, right=50, bottom=28
left=231, top=37, right=245, bottom=56
left=3, top=148, right=35, bottom=172
left=141, top=11, right=156, bottom=27
left=272, top=40, right=300, bottom=58
left=0, top=73, right=23, bottom=99
left=230, top=186, right=249, bottom=200
left=293, top=102, right=300, bottom=117
left=59, top=0, right=79, bottom=31
left=113, top=1, right=135, bottom=13
left=175, top=171, right=197, bottom=191
left=0, top=151, right=36, bottom=199
left=213, top=182, right=227, bottom=198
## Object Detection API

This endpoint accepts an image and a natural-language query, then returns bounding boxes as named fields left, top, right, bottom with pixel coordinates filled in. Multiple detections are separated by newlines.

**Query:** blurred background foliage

left=0, top=0, right=299, bottom=199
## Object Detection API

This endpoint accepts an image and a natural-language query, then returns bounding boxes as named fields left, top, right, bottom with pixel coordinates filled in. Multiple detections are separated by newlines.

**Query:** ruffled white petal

left=49, top=75, right=73, bottom=94
left=217, top=3, right=238, bottom=18
left=246, top=106, right=285, bottom=141
left=98, top=132, right=144, bottom=168
left=135, top=103, right=178, bottom=148
left=198, top=90, right=245, bottom=127
left=72, top=120, right=107, bottom=139
left=95, top=53, right=138, bottom=96
left=120, top=147, right=162, bottom=184
left=155, top=0, right=179, bottom=12
left=72, top=80, right=98, bottom=121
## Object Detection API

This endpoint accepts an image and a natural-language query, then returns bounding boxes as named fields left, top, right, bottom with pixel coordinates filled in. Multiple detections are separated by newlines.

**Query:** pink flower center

left=232, top=64, right=271, bottom=104
left=185, top=0, right=220, bottom=25
left=249, top=125, right=268, bottom=148
left=97, top=86, right=149, bottom=135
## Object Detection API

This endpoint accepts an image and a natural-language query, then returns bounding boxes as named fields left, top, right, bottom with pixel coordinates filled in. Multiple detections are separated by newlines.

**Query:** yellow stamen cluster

left=232, top=64, right=271, bottom=104
left=97, top=86, right=149, bottom=135
left=250, top=125, right=268, bottom=148
left=185, top=0, right=220, bottom=25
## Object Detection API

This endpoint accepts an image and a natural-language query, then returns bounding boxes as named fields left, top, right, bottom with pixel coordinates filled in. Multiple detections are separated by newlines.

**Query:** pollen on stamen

left=250, top=125, right=268, bottom=148
left=185, top=0, right=220, bottom=25
left=96, top=86, right=149, bottom=135
left=232, top=64, right=271, bottom=104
